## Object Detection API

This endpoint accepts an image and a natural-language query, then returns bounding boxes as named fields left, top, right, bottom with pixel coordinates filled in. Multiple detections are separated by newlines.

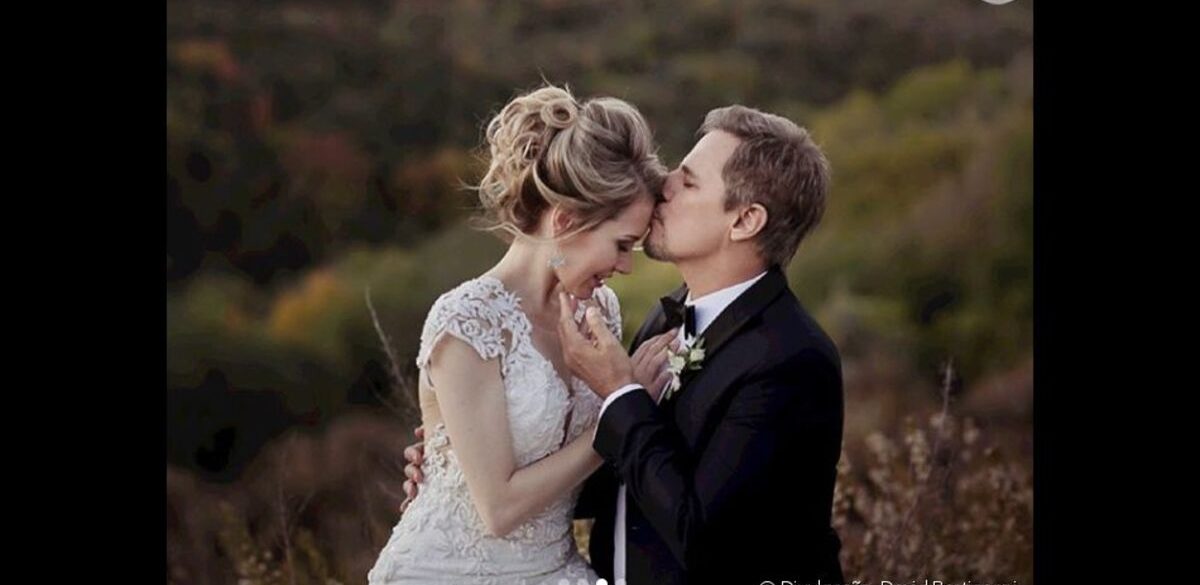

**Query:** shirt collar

left=684, top=270, right=769, bottom=337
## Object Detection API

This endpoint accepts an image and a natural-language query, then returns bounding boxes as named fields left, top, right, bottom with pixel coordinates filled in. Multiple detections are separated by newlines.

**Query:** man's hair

left=699, top=105, right=830, bottom=268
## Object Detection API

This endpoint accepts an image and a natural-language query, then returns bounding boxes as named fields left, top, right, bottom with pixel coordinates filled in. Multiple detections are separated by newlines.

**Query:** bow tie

left=660, top=295, right=696, bottom=337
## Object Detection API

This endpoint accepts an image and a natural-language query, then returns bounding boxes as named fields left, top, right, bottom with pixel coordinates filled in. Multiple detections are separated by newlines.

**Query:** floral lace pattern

left=368, top=276, right=620, bottom=584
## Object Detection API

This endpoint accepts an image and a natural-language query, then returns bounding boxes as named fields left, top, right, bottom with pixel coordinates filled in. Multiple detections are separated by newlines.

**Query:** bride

left=368, top=84, right=670, bottom=584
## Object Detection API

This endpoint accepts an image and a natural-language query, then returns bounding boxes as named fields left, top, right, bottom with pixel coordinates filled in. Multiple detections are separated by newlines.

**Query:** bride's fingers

left=556, top=292, right=576, bottom=336
left=631, top=337, right=653, bottom=368
left=641, top=330, right=676, bottom=364
left=405, top=463, right=423, bottom=483
left=653, top=343, right=674, bottom=368
left=633, top=351, right=655, bottom=387
left=652, top=369, right=672, bottom=398
left=584, top=307, right=617, bottom=348
left=635, top=331, right=667, bottom=359
left=578, top=310, right=595, bottom=341
left=557, top=292, right=591, bottom=361
left=654, top=332, right=675, bottom=356
left=633, top=333, right=672, bottom=383
left=660, top=328, right=679, bottom=347
left=570, top=295, right=592, bottom=340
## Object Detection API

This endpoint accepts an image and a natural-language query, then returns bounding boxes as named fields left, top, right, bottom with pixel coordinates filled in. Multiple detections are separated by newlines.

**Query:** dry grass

left=167, top=390, right=1031, bottom=584
left=833, top=360, right=1033, bottom=582
left=166, top=300, right=1031, bottom=584
left=167, top=410, right=413, bottom=585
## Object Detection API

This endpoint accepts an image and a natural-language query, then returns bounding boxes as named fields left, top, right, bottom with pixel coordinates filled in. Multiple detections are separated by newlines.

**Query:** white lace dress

left=367, top=275, right=618, bottom=585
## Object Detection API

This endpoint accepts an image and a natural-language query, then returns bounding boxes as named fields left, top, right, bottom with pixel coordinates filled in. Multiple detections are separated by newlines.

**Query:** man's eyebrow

left=681, top=164, right=697, bottom=179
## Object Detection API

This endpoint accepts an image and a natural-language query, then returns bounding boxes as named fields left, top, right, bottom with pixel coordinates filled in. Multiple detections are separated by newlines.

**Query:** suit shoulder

left=760, top=289, right=841, bottom=371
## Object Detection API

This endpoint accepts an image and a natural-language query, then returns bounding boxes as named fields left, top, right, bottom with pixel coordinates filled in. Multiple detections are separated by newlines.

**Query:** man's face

left=644, top=130, right=742, bottom=264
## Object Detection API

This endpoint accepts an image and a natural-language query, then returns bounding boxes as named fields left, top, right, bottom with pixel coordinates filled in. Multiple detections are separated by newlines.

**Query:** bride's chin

left=571, top=283, right=595, bottom=300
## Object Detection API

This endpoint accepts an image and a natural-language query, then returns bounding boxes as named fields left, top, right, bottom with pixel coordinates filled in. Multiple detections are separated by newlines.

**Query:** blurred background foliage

left=167, top=0, right=1032, bottom=582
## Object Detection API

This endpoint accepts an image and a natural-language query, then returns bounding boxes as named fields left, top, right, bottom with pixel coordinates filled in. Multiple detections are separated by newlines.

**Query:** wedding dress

left=368, top=275, right=618, bottom=585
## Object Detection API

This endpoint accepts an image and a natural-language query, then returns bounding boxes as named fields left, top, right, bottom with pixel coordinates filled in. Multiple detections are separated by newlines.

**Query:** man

left=404, top=105, right=845, bottom=585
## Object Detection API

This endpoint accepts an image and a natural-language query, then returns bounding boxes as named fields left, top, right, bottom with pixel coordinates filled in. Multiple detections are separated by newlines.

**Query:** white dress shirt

left=595, top=270, right=768, bottom=582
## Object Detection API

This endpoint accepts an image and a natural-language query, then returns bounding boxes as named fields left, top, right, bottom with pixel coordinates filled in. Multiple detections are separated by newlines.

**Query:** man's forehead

left=682, top=130, right=741, bottom=176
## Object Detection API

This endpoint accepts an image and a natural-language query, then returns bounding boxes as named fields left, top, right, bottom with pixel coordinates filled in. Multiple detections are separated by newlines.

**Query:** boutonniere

left=663, top=334, right=705, bottom=401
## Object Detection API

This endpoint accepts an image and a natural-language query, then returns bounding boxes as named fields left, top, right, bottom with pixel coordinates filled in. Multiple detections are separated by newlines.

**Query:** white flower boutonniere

left=663, top=334, right=705, bottom=401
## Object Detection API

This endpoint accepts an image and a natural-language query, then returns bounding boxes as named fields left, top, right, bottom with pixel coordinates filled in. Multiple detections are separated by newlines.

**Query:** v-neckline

left=476, top=275, right=579, bottom=399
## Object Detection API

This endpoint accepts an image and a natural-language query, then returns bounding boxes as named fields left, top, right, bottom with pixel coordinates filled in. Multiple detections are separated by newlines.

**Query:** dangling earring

left=548, top=248, right=566, bottom=269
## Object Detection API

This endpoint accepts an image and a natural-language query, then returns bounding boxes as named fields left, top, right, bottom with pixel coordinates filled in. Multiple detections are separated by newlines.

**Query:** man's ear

left=730, top=203, right=768, bottom=242
left=549, top=206, right=577, bottom=238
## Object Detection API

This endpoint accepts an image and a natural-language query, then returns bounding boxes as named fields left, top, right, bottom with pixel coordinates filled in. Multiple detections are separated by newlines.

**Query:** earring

left=548, top=249, right=566, bottom=269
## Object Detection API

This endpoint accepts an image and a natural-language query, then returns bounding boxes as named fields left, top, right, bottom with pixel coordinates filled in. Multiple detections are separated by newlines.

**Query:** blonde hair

left=472, top=84, right=666, bottom=242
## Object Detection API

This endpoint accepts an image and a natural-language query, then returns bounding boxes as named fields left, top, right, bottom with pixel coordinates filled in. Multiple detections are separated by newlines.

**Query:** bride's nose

left=661, top=172, right=680, bottom=201
left=615, top=255, right=633, bottom=275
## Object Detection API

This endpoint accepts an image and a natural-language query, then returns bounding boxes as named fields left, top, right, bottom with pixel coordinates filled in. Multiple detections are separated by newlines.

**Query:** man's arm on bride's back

left=429, top=336, right=603, bottom=537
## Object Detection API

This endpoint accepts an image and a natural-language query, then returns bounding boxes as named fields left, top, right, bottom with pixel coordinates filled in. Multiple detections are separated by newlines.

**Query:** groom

left=561, top=104, right=844, bottom=585
left=405, top=105, right=845, bottom=585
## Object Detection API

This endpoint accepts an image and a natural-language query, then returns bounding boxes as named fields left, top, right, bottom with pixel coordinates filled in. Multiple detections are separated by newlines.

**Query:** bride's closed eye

left=617, top=234, right=641, bottom=253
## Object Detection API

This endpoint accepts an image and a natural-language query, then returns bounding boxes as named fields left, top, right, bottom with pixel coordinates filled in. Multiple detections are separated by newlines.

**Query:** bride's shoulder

left=416, top=276, right=525, bottom=370
left=430, top=275, right=518, bottom=312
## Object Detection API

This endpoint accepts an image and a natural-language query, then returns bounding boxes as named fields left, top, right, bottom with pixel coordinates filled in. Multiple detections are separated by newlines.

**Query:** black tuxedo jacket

left=574, top=266, right=845, bottom=585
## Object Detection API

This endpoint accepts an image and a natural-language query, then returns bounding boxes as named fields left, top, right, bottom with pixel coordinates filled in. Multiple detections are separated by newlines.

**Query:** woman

left=368, top=84, right=673, bottom=584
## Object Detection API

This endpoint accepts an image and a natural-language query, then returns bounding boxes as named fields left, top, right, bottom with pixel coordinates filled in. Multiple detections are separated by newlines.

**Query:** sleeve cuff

left=592, top=387, right=662, bottom=467
left=592, top=384, right=643, bottom=443
left=601, top=383, right=643, bottom=415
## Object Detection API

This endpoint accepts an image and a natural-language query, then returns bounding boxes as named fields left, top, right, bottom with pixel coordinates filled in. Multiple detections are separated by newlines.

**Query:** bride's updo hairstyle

left=472, top=83, right=666, bottom=242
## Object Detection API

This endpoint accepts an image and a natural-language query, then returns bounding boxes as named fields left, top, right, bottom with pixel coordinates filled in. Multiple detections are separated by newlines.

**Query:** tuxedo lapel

left=692, top=266, right=787, bottom=364
left=666, top=266, right=789, bottom=401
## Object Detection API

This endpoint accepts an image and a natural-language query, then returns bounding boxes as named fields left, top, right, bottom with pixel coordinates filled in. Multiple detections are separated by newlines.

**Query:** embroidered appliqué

left=368, top=278, right=620, bottom=584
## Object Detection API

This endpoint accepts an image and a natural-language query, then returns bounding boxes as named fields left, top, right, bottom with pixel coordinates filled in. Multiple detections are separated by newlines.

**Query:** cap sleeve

left=416, top=280, right=520, bottom=386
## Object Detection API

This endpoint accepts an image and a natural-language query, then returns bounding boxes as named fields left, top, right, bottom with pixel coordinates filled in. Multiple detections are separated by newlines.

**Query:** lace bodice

left=368, top=276, right=620, bottom=585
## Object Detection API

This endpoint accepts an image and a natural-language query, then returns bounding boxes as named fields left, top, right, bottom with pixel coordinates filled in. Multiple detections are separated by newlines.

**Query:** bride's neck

left=485, top=238, right=562, bottom=312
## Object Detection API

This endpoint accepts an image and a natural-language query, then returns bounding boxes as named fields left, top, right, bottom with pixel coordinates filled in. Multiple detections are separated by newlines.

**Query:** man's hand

left=557, top=291, right=636, bottom=399
left=399, top=425, right=426, bottom=513
left=631, top=329, right=680, bottom=403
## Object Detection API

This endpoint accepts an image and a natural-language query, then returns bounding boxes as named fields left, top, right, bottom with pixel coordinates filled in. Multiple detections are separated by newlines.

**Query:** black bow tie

left=660, top=296, right=696, bottom=337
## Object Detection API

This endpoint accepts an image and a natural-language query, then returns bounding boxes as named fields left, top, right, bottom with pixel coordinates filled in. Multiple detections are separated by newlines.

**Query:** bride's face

left=555, top=195, right=654, bottom=300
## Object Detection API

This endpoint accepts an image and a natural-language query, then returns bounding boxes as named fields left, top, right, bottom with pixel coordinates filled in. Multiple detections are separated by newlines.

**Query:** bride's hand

left=631, top=329, right=679, bottom=403
left=400, top=426, right=426, bottom=513
left=562, top=294, right=598, bottom=344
